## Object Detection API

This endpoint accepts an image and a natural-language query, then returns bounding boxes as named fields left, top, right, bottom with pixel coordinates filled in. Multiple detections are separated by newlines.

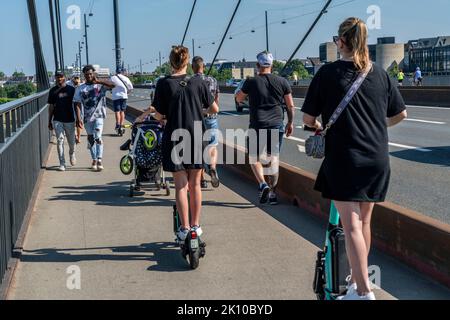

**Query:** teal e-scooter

left=313, top=201, right=351, bottom=300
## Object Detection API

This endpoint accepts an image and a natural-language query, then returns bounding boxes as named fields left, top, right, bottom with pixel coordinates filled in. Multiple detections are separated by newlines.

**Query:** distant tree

left=4, top=83, right=36, bottom=99
left=12, top=71, right=25, bottom=78
left=0, top=71, right=5, bottom=79
left=286, top=59, right=310, bottom=79
left=208, top=67, right=232, bottom=82
left=154, top=62, right=172, bottom=76
left=47, top=71, right=53, bottom=78
left=272, top=60, right=286, bottom=75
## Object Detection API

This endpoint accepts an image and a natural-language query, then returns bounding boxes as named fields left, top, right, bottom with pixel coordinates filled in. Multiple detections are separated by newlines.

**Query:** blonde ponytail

left=338, top=17, right=371, bottom=72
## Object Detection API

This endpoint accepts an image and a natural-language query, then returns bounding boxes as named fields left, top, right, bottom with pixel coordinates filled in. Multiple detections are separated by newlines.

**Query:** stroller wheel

left=120, top=156, right=134, bottom=175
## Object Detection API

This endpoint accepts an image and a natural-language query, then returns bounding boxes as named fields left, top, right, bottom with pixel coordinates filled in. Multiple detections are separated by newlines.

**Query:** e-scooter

left=173, top=205, right=206, bottom=270
left=313, top=201, right=351, bottom=300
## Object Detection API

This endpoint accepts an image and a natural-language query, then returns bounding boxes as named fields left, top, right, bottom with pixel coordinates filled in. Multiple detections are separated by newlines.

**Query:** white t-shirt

left=111, top=74, right=133, bottom=100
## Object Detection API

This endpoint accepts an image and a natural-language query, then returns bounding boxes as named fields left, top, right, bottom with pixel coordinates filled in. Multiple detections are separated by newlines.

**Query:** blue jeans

left=85, top=118, right=104, bottom=160
left=204, top=117, right=220, bottom=147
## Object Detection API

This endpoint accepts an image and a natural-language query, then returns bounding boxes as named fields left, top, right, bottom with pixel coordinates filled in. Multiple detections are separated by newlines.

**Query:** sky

left=1, top=0, right=450, bottom=76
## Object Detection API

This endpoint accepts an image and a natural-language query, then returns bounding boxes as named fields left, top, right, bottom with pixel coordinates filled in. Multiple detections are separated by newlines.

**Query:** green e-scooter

left=313, top=201, right=351, bottom=300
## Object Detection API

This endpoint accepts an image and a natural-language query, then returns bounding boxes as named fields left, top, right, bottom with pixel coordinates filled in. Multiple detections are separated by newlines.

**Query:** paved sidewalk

left=6, top=109, right=450, bottom=300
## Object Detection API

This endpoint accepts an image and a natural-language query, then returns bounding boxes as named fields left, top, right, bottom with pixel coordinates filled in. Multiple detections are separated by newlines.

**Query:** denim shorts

left=113, top=99, right=128, bottom=112
left=204, top=117, right=220, bottom=147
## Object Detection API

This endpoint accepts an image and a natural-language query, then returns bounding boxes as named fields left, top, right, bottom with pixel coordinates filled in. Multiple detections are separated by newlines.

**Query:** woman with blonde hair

left=137, top=46, right=218, bottom=242
left=302, top=17, right=407, bottom=300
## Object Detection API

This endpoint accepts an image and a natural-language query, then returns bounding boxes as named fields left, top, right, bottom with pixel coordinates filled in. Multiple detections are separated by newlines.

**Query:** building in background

left=319, top=42, right=339, bottom=63
left=375, top=37, right=405, bottom=71
left=405, top=36, right=450, bottom=75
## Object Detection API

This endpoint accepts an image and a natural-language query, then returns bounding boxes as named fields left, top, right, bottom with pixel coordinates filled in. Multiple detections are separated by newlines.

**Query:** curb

left=124, top=101, right=450, bottom=290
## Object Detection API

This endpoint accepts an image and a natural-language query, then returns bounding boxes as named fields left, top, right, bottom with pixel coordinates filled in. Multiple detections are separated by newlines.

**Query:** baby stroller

left=119, top=119, right=170, bottom=197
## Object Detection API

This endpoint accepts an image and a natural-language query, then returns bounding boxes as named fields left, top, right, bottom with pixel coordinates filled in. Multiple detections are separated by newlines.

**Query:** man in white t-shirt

left=111, top=68, right=133, bottom=136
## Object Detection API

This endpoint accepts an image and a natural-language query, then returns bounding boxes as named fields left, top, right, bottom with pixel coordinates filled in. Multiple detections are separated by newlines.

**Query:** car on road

left=142, top=80, right=154, bottom=88
left=234, top=80, right=249, bottom=112
left=226, top=79, right=242, bottom=88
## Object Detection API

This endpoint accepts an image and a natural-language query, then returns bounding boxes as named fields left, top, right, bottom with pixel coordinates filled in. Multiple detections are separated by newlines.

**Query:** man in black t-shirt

left=48, top=71, right=78, bottom=172
left=235, top=51, right=295, bottom=205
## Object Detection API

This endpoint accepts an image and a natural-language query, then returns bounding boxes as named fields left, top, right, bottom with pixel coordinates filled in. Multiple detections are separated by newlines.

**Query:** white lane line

left=298, top=145, right=306, bottom=153
left=406, top=105, right=450, bottom=110
left=287, top=136, right=432, bottom=153
left=286, top=136, right=306, bottom=143
left=388, top=142, right=432, bottom=152
left=405, top=118, right=446, bottom=125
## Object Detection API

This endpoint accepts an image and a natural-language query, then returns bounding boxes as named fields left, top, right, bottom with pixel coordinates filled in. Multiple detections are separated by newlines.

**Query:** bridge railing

left=0, top=91, right=50, bottom=286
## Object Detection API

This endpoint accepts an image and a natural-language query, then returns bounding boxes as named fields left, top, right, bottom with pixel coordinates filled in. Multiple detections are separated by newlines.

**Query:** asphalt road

left=128, top=88, right=450, bottom=225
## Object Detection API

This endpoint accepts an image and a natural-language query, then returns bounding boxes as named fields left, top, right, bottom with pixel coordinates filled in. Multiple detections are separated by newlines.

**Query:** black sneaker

left=259, top=184, right=270, bottom=204
left=210, top=168, right=220, bottom=188
left=269, top=194, right=278, bottom=205
left=201, top=180, right=208, bottom=189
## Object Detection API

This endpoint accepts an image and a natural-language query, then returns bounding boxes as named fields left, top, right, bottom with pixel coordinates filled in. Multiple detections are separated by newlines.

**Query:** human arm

left=48, top=104, right=55, bottom=130
left=284, top=93, right=295, bottom=137
left=387, top=110, right=407, bottom=127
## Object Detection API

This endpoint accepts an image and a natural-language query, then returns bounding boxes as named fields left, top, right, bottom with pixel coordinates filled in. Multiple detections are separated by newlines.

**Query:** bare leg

left=173, top=171, right=189, bottom=229
left=250, top=161, right=266, bottom=185
left=120, top=111, right=125, bottom=127
left=335, top=201, right=372, bottom=296
left=187, top=169, right=203, bottom=227
left=210, top=146, right=218, bottom=170
left=114, top=112, right=120, bottom=128
left=360, top=202, right=375, bottom=256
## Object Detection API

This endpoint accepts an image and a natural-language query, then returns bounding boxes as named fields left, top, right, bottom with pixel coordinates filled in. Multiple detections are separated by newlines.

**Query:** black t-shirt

left=153, top=74, right=214, bottom=172
left=48, top=85, right=76, bottom=123
left=302, top=60, right=406, bottom=167
left=241, top=74, right=292, bottom=129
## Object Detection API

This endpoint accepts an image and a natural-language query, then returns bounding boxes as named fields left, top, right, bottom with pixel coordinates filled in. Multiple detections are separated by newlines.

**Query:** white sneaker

left=70, top=154, right=77, bottom=166
left=58, top=165, right=66, bottom=172
left=176, top=228, right=190, bottom=242
left=91, top=161, right=98, bottom=171
left=337, top=290, right=376, bottom=300
left=97, top=161, right=104, bottom=171
left=191, top=226, right=203, bottom=237
left=345, top=274, right=357, bottom=295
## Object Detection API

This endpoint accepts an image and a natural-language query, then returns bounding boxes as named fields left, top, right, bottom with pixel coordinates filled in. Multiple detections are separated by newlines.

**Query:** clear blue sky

left=1, top=0, right=450, bottom=75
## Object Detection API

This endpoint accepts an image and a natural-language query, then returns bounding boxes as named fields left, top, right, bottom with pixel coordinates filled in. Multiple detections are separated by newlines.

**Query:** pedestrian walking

left=66, top=73, right=83, bottom=144
left=111, top=68, right=134, bottom=136
left=73, top=65, right=115, bottom=172
left=192, top=56, right=221, bottom=189
left=47, top=71, right=78, bottom=172
left=235, top=51, right=295, bottom=205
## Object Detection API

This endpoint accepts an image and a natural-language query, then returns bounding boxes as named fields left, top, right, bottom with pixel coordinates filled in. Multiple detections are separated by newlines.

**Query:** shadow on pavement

left=49, top=182, right=174, bottom=208
left=390, top=146, right=450, bottom=167
left=19, top=242, right=191, bottom=272
left=219, top=167, right=450, bottom=300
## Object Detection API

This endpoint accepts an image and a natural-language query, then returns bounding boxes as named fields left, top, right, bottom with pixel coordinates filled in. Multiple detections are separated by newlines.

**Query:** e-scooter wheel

left=189, top=247, right=200, bottom=270
left=187, top=232, right=200, bottom=270
left=120, top=155, right=134, bottom=175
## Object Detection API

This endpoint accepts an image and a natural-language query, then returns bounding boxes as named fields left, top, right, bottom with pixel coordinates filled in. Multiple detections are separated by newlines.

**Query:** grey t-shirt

left=73, top=83, right=108, bottom=123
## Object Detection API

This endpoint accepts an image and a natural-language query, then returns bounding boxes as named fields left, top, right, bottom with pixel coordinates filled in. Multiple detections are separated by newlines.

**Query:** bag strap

left=322, top=63, right=372, bottom=135
left=116, top=74, right=131, bottom=91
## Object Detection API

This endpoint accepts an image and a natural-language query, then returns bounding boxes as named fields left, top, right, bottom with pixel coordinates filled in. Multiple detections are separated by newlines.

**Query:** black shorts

left=246, top=126, right=284, bottom=158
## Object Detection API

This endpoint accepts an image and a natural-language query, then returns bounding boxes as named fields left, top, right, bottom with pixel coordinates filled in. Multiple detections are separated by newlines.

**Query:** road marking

left=388, top=142, right=432, bottom=152
left=286, top=136, right=306, bottom=143
left=287, top=136, right=432, bottom=153
left=406, top=105, right=450, bottom=110
left=405, top=118, right=446, bottom=125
